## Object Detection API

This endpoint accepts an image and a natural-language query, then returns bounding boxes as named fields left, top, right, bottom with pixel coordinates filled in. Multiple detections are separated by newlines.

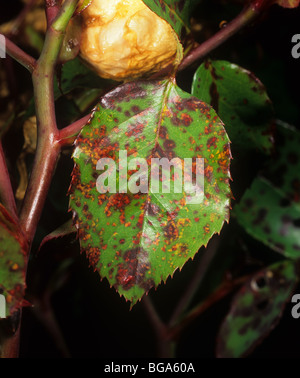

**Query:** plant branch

left=179, top=0, right=271, bottom=71
left=19, top=33, right=61, bottom=245
left=0, top=142, right=18, bottom=221
left=33, top=294, right=71, bottom=358
left=45, top=0, right=61, bottom=28
left=168, top=234, right=221, bottom=327
left=0, top=310, right=22, bottom=359
left=2, top=56, right=18, bottom=103
left=7, top=0, right=38, bottom=37
left=58, top=113, right=91, bottom=147
left=52, top=0, right=79, bottom=31
left=20, top=0, right=79, bottom=246
left=1, top=327, right=21, bottom=359
left=143, top=296, right=166, bottom=336
left=142, top=296, right=174, bottom=358
left=168, top=274, right=253, bottom=341
left=0, top=35, right=36, bottom=73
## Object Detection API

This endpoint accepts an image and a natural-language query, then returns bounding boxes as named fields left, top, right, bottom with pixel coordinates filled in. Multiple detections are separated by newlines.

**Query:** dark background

left=1, top=0, right=300, bottom=358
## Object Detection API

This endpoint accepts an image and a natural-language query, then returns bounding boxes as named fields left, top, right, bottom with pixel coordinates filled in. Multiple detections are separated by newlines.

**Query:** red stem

left=20, top=137, right=61, bottom=246
left=168, top=235, right=221, bottom=327
left=19, top=29, right=61, bottom=245
left=1, top=325, right=21, bottom=359
left=168, top=274, right=253, bottom=341
left=179, top=0, right=270, bottom=71
left=45, top=0, right=61, bottom=28
left=58, top=113, right=91, bottom=147
left=20, top=1, right=80, bottom=245
left=2, top=0, right=83, bottom=243
left=143, top=296, right=174, bottom=358
left=0, top=35, right=36, bottom=73
left=7, top=0, right=38, bottom=38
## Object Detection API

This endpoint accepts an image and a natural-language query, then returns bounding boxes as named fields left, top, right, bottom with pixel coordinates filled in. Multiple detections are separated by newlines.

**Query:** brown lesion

left=180, top=113, right=193, bottom=127
left=104, top=193, right=131, bottom=224
left=159, top=126, right=168, bottom=139
left=163, top=139, right=176, bottom=150
left=163, top=220, right=179, bottom=241
left=125, top=122, right=145, bottom=138
left=86, top=246, right=101, bottom=269
left=207, top=136, right=218, bottom=149
left=145, top=202, right=160, bottom=217
left=115, top=247, right=153, bottom=292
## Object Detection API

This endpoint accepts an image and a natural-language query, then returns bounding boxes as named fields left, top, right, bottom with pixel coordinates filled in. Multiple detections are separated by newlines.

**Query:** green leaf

left=24, top=58, right=112, bottom=119
left=217, top=260, right=298, bottom=358
left=235, top=122, right=300, bottom=258
left=192, top=60, right=274, bottom=154
left=56, top=58, right=112, bottom=97
left=263, top=122, right=300, bottom=203
left=235, top=177, right=300, bottom=258
left=142, top=0, right=201, bottom=39
left=69, top=79, right=231, bottom=305
left=0, top=205, right=28, bottom=317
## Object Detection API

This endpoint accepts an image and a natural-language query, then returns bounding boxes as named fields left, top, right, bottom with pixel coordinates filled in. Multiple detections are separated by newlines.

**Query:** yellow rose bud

left=79, top=0, right=179, bottom=80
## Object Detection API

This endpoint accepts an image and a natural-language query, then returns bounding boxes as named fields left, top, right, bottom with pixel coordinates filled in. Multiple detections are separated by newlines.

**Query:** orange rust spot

left=204, top=224, right=210, bottom=233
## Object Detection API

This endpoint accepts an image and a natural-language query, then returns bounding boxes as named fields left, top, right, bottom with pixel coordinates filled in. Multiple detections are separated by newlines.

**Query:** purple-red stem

left=179, top=0, right=271, bottom=71
left=0, top=35, right=36, bottom=73
left=168, top=235, right=221, bottom=327
left=1, top=325, right=21, bottom=359
left=19, top=0, right=80, bottom=246
left=167, top=274, right=253, bottom=341
left=1, top=0, right=79, bottom=358
left=143, top=296, right=174, bottom=358
left=19, top=29, right=61, bottom=246
left=58, top=113, right=91, bottom=147
left=45, top=0, right=61, bottom=28
left=7, top=0, right=38, bottom=38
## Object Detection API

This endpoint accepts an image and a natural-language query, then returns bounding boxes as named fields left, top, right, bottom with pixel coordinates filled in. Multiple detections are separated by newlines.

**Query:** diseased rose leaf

left=192, top=60, right=274, bottom=154
left=235, top=122, right=300, bottom=258
left=142, top=0, right=202, bottom=39
left=217, top=260, right=298, bottom=358
left=69, top=79, right=231, bottom=305
left=235, top=177, right=300, bottom=258
left=0, top=204, right=28, bottom=317
left=263, top=122, right=300, bottom=204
